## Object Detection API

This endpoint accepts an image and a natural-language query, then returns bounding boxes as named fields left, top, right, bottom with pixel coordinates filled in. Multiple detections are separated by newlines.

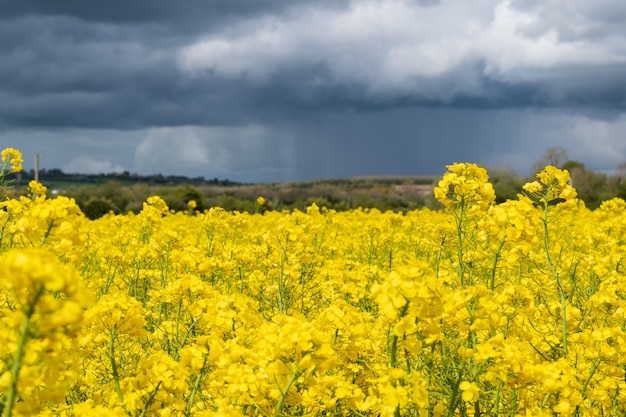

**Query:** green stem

left=389, top=332, right=399, bottom=369
left=273, top=368, right=300, bottom=417
left=40, top=219, right=55, bottom=245
left=435, top=235, right=445, bottom=279
left=177, top=318, right=199, bottom=361
left=388, top=221, right=396, bottom=271
left=456, top=215, right=465, bottom=288
left=542, top=202, right=568, bottom=358
left=445, top=365, right=466, bottom=417
left=493, top=382, right=502, bottom=416
left=489, top=239, right=505, bottom=291
left=3, top=286, right=43, bottom=417
left=175, top=299, right=182, bottom=355
left=185, top=355, right=209, bottom=417
left=138, top=381, right=162, bottom=417
left=108, top=330, right=127, bottom=410
left=277, top=237, right=289, bottom=314
left=581, top=359, right=601, bottom=395
left=389, top=302, right=410, bottom=368
left=455, top=201, right=467, bottom=288
left=574, top=359, right=601, bottom=417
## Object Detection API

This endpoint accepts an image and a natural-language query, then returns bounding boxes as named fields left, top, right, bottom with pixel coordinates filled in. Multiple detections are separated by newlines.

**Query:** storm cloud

left=1, top=0, right=625, bottom=181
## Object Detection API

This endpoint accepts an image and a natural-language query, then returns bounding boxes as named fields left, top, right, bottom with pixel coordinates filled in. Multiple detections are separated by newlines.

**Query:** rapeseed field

left=1, top=148, right=626, bottom=417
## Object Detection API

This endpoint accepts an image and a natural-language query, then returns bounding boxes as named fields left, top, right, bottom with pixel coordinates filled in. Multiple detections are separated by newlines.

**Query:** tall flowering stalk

left=522, top=166, right=577, bottom=359
left=434, top=163, right=496, bottom=288
left=0, top=148, right=23, bottom=199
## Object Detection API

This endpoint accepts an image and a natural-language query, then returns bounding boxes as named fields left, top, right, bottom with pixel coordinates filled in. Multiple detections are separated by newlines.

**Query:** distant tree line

left=15, top=168, right=240, bottom=188
left=56, top=177, right=439, bottom=219
left=8, top=148, right=626, bottom=219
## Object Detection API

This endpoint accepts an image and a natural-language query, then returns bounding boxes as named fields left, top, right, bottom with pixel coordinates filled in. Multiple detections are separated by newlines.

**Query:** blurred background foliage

left=8, top=148, right=626, bottom=219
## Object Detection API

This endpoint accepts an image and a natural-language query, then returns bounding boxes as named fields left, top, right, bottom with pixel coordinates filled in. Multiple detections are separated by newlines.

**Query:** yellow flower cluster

left=434, top=162, right=495, bottom=213
left=523, top=165, right=578, bottom=205
left=2, top=147, right=626, bottom=417
left=1, top=148, right=23, bottom=173
left=0, top=148, right=23, bottom=198
left=0, top=249, right=92, bottom=416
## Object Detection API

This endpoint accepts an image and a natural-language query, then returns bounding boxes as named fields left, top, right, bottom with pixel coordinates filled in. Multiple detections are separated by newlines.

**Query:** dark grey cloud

left=177, top=0, right=626, bottom=110
left=1, top=0, right=625, bottom=181
left=3, top=0, right=626, bottom=129
left=1, top=0, right=352, bottom=35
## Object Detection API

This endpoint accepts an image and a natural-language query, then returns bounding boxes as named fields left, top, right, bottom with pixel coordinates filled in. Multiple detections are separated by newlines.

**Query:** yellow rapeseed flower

left=434, top=162, right=495, bottom=211
left=1, top=147, right=23, bottom=173
left=28, top=180, right=47, bottom=199
left=459, top=381, right=480, bottom=402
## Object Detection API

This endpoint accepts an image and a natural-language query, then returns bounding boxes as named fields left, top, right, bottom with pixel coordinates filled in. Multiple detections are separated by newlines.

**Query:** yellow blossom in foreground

left=1, top=147, right=23, bottom=173
left=0, top=248, right=92, bottom=416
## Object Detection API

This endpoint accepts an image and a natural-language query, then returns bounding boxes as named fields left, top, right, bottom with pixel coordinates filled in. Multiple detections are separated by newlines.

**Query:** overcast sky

left=1, top=0, right=625, bottom=182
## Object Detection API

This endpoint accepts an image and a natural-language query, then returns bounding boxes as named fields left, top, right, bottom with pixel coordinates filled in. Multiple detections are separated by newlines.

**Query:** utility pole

left=35, top=153, right=39, bottom=182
